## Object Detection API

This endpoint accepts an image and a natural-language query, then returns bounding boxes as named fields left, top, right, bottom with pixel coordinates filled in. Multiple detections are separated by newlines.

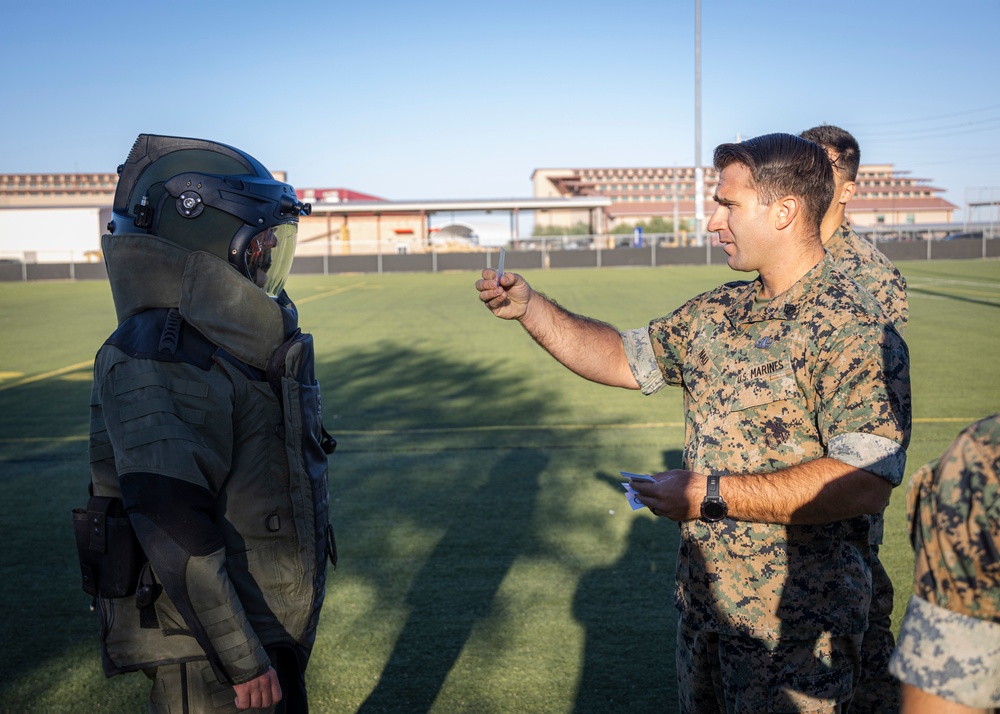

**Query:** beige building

left=0, top=172, right=608, bottom=259
left=0, top=159, right=959, bottom=261
left=848, top=164, right=957, bottom=227
left=299, top=197, right=610, bottom=255
left=0, top=172, right=119, bottom=208
left=532, top=163, right=956, bottom=230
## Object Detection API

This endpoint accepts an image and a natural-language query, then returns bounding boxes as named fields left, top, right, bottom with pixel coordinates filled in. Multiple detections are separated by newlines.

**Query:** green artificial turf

left=0, top=259, right=997, bottom=712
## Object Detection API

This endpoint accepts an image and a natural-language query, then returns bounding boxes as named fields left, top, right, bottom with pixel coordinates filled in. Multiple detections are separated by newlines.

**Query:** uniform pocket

left=72, top=496, right=145, bottom=598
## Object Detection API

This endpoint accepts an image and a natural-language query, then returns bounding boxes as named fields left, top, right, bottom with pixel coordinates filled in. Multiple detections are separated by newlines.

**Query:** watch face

left=701, top=500, right=727, bottom=522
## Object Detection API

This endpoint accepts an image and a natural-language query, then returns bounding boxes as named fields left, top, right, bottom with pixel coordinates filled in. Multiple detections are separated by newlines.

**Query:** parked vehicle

left=944, top=231, right=984, bottom=240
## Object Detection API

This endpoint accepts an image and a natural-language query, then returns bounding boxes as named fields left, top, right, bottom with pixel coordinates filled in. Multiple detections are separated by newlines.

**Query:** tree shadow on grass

left=317, top=342, right=564, bottom=712
left=0, top=375, right=151, bottom=707
left=355, top=448, right=547, bottom=713
left=570, top=449, right=684, bottom=712
left=0, top=337, right=567, bottom=710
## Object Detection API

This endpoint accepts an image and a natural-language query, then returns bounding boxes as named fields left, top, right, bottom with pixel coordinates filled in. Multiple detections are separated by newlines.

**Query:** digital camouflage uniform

left=621, top=253, right=911, bottom=713
left=81, top=234, right=334, bottom=712
left=889, top=413, right=1000, bottom=709
left=826, top=219, right=909, bottom=713
left=826, top=220, right=908, bottom=335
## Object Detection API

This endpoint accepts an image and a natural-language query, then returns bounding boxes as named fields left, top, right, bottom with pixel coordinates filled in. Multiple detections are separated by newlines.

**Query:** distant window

left=876, top=215, right=885, bottom=224
left=906, top=214, right=915, bottom=223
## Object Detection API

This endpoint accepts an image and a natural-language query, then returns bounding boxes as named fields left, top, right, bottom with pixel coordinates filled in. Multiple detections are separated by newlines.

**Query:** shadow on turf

left=571, top=449, right=683, bottom=711
left=0, top=336, right=685, bottom=710
left=907, top=285, right=1000, bottom=309
left=355, top=448, right=548, bottom=713
left=326, top=341, right=559, bottom=712
left=327, top=343, right=687, bottom=712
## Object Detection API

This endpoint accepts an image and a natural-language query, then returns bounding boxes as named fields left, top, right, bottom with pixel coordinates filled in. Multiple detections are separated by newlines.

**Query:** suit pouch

left=72, top=495, right=145, bottom=598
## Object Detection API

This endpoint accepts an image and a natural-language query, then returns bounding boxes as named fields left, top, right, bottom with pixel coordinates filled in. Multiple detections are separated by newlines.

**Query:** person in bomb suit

left=76, top=134, right=336, bottom=712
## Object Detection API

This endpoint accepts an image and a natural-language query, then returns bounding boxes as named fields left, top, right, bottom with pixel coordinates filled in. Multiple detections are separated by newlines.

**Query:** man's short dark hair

left=713, top=133, right=834, bottom=236
left=800, top=124, right=860, bottom=181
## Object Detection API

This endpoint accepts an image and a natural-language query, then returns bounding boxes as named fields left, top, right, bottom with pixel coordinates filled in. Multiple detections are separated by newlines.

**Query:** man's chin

left=722, top=246, right=739, bottom=269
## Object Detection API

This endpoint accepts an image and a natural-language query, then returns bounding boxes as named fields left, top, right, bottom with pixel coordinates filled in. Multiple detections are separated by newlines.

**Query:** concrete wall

left=0, top=207, right=108, bottom=262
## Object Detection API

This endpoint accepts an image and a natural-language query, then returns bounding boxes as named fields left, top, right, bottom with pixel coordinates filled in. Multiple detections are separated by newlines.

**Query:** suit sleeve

left=102, top=357, right=270, bottom=685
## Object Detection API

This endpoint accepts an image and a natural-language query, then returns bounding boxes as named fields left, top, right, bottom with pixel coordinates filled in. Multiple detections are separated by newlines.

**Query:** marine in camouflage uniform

left=825, top=221, right=908, bottom=334
left=802, top=124, right=910, bottom=713
left=826, top=218, right=908, bottom=714
left=621, top=252, right=910, bottom=712
left=475, top=133, right=912, bottom=713
left=888, top=414, right=1000, bottom=710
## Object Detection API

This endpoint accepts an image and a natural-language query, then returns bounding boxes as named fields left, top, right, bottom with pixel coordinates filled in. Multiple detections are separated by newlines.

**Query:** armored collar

left=102, top=233, right=290, bottom=369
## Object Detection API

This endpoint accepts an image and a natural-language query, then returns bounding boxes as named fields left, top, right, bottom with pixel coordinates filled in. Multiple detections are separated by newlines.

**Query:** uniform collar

left=725, top=253, right=835, bottom=327
left=824, top=221, right=852, bottom=259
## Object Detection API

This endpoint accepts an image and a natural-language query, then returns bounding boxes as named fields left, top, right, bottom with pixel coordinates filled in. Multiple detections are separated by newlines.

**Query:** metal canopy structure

left=305, top=197, right=613, bottom=248
left=306, top=196, right=611, bottom=215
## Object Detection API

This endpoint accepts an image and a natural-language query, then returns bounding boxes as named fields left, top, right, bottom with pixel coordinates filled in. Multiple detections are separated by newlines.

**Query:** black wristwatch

left=700, top=474, right=728, bottom=522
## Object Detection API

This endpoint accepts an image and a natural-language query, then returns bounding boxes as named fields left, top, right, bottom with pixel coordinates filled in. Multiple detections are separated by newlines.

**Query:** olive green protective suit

left=82, top=233, right=334, bottom=692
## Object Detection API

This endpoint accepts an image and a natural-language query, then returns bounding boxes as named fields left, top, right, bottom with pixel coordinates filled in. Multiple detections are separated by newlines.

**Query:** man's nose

left=706, top=208, right=725, bottom=233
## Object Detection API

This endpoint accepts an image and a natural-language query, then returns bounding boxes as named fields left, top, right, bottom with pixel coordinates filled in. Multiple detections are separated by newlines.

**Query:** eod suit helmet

left=108, top=134, right=311, bottom=296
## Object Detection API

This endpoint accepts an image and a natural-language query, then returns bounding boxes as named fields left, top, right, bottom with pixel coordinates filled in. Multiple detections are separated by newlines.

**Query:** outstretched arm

left=476, top=268, right=639, bottom=389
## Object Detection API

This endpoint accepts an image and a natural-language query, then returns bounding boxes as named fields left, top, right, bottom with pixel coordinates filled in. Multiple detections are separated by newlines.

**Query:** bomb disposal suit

left=75, top=135, right=336, bottom=703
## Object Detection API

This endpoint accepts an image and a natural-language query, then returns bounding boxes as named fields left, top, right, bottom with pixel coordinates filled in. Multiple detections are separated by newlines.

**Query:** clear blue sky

left=3, top=0, right=998, bottom=217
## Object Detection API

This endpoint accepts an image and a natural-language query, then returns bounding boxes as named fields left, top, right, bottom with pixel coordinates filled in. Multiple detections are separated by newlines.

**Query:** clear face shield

left=244, top=223, right=298, bottom=297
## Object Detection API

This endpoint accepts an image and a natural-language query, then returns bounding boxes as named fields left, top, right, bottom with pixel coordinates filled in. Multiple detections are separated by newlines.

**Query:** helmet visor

left=245, top=223, right=297, bottom=296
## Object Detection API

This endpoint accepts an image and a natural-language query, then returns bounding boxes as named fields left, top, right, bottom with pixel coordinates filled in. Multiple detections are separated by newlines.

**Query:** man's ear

left=773, top=196, right=799, bottom=231
left=838, top=181, right=856, bottom=205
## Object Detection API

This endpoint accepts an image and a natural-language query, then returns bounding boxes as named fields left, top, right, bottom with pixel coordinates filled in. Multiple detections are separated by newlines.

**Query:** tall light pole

left=673, top=164, right=679, bottom=245
left=694, top=0, right=704, bottom=249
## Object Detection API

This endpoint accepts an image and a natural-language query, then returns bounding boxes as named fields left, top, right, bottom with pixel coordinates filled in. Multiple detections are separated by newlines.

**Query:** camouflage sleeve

left=835, top=226, right=909, bottom=335
left=908, top=414, right=1000, bottom=622
left=889, top=594, right=1000, bottom=708
left=621, top=328, right=666, bottom=395
left=815, top=323, right=911, bottom=485
left=646, top=301, right=695, bottom=387
left=889, top=268, right=908, bottom=334
left=827, top=432, right=907, bottom=486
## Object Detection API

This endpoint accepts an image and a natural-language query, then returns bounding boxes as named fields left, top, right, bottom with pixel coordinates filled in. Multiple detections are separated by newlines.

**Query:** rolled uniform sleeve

left=623, top=297, right=700, bottom=396
left=621, top=328, right=666, bottom=395
left=889, top=415, right=1000, bottom=707
left=891, top=595, right=1000, bottom=707
left=828, top=433, right=907, bottom=486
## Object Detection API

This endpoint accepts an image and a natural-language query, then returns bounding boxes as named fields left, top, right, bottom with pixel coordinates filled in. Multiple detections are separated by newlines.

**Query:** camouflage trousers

left=849, top=549, right=900, bottom=714
left=677, top=619, right=864, bottom=713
